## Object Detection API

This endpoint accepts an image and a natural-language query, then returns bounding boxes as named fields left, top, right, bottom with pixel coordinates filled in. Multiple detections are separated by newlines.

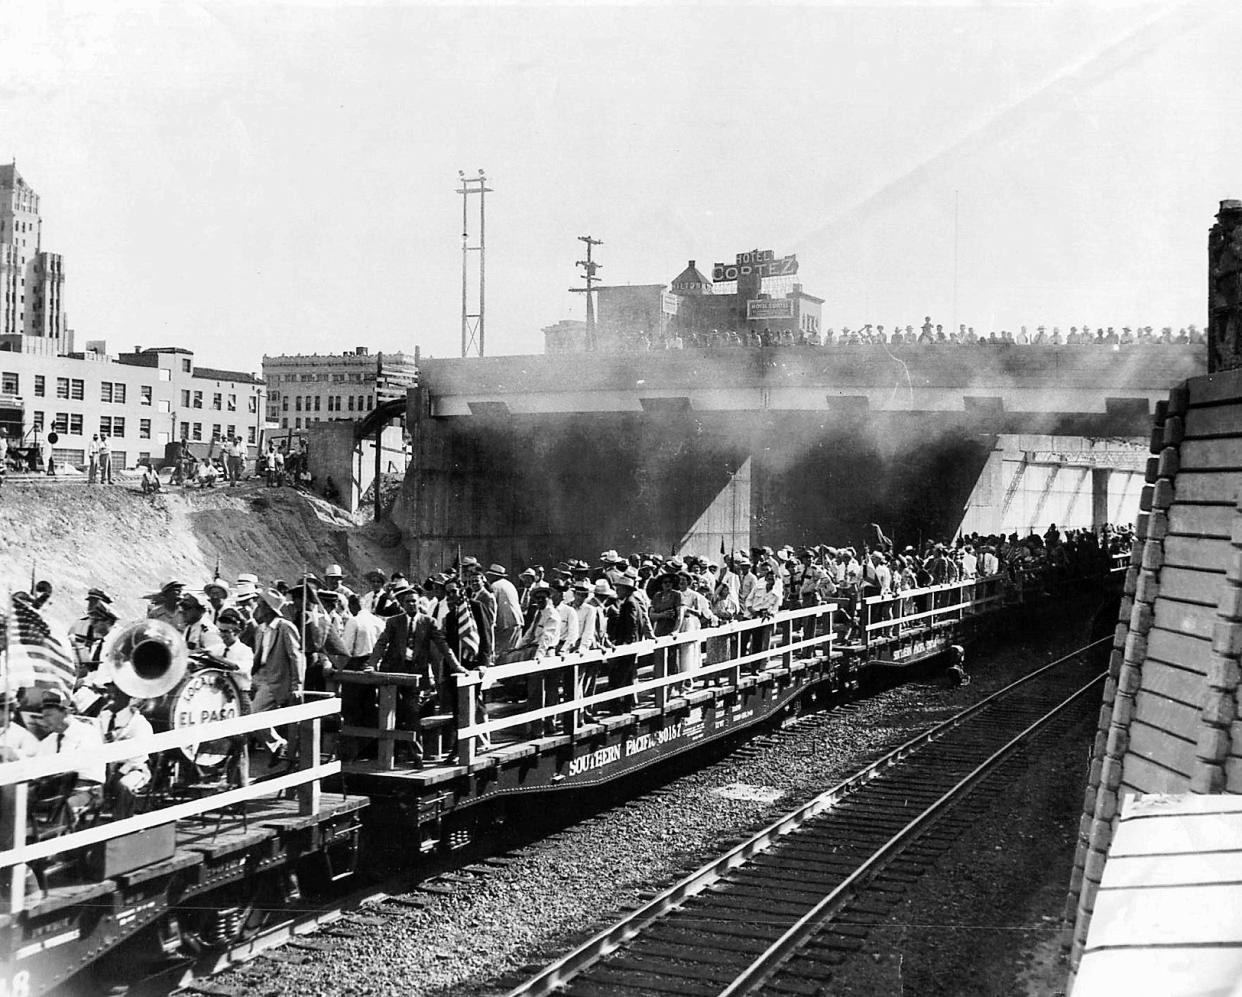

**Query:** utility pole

left=570, top=235, right=603, bottom=351
left=458, top=170, right=492, bottom=358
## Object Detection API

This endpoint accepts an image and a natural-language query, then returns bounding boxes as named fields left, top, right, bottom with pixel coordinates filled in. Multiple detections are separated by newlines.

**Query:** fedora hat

left=593, top=579, right=618, bottom=599
left=485, top=563, right=507, bottom=577
left=257, top=588, right=288, bottom=614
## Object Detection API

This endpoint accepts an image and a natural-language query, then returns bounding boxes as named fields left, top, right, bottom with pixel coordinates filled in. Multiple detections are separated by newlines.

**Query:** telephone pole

left=570, top=235, right=603, bottom=351
left=458, top=170, right=492, bottom=358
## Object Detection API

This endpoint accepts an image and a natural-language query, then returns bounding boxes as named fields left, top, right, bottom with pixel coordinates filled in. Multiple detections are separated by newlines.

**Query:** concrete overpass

left=402, top=345, right=1205, bottom=574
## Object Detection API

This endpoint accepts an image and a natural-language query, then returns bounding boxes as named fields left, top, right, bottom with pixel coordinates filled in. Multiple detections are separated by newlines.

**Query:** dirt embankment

left=0, top=480, right=409, bottom=632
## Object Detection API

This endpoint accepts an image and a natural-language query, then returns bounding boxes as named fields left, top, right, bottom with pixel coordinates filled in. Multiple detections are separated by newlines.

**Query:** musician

left=76, top=603, right=118, bottom=682
left=177, top=591, right=225, bottom=656
left=36, top=691, right=106, bottom=824
left=216, top=608, right=254, bottom=692
left=0, top=692, right=39, bottom=761
left=70, top=588, right=114, bottom=670
left=366, top=585, right=461, bottom=765
left=203, top=580, right=230, bottom=624
left=94, top=685, right=153, bottom=819
left=146, top=581, right=184, bottom=624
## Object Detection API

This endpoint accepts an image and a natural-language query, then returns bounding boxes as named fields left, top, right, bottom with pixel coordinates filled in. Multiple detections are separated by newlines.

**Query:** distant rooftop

left=192, top=365, right=263, bottom=385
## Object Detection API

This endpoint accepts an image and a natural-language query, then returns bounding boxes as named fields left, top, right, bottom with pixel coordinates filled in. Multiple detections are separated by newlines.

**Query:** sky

left=1, top=0, right=1238, bottom=373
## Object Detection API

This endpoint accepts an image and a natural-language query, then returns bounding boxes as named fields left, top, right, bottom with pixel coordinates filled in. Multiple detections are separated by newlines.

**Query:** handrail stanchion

left=297, top=713, right=322, bottom=816
left=781, top=616, right=794, bottom=669
left=729, top=624, right=743, bottom=689
left=7, top=782, right=26, bottom=915
left=653, top=645, right=667, bottom=709
left=457, top=673, right=477, bottom=766
left=377, top=681, right=397, bottom=771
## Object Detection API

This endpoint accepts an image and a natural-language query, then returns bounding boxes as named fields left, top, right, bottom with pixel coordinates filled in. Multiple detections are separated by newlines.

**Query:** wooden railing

left=338, top=603, right=838, bottom=771
left=0, top=694, right=340, bottom=916
left=860, top=575, right=1008, bottom=646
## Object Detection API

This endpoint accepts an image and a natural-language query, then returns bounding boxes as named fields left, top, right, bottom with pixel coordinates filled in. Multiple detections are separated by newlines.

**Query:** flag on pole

left=456, top=597, right=479, bottom=661
left=5, top=595, right=75, bottom=698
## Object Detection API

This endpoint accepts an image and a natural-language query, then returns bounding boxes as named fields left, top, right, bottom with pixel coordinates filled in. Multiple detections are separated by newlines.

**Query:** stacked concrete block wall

left=1064, top=367, right=1242, bottom=981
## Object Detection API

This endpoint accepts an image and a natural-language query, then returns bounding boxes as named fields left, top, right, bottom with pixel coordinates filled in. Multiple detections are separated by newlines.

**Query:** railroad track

left=504, top=639, right=1107, bottom=997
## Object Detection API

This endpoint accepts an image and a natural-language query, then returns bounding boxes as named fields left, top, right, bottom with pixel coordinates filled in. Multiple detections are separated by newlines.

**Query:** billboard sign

left=746, top=298, right=795, bottom=321
left=713, top=249, right=799, bottom=282
left=661, top=292, right=680, bottom=315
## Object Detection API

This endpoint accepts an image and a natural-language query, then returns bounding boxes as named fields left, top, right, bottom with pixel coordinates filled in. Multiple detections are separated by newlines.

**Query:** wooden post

left=298, top=717, right=322, bottom=816
left=782, top=618, right=793, bottom=669
left=7, top=782, right=26, bottom=915
left=378, top=682, right=397, bottom=771
left=456, top=673, right=476, bottom=766
left=730, top=627, right=742, bottom=689
left=653, top=646, right=667, bottom=709
left=569, top=660, right=581, bottom=732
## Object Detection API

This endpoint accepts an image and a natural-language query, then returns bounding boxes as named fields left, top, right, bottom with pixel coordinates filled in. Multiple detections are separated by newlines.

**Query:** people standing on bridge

left=250, top=589, right=304, bottom=761
left=178, top=591, right=225, bottom=656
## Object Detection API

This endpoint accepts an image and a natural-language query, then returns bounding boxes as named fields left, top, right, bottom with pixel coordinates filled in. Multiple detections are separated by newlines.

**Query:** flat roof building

left=0, top=344, right=264, bottom=470
left=261, top=348, right=418, bottom=433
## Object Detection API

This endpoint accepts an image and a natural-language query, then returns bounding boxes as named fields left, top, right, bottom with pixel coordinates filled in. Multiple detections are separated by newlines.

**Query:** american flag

left=455, top=597, right=479, bottom=661
left=3, top=595, right=76, bottom=699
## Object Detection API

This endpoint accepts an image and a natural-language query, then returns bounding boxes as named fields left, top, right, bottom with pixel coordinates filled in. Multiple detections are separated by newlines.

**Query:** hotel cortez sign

left=712, top=249, right=799, bottom=282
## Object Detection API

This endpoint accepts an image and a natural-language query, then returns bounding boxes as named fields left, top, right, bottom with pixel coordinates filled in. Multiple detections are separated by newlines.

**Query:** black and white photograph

left=0, top=2, right=1240, bottom=995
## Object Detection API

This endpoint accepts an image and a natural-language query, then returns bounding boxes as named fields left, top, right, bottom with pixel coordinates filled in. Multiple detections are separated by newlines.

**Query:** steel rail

left=503, top=634, right=1111, bottom=997
left=718, top=669, right=1105, bottom=996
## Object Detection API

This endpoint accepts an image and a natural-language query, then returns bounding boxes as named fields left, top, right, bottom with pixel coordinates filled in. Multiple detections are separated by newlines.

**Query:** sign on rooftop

left=713, top=249, right=798, bottom=282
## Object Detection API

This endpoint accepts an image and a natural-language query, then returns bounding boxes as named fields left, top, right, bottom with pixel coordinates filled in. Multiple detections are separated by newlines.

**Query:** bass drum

left=146, top=667, right=250, bottom=768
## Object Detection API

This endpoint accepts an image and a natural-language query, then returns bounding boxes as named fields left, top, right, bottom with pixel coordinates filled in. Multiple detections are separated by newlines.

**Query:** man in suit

left=485, top=564, right=523, bottom=653
left=250, top=589, right=305, bottom=758
left=606, top=569, right=653, bottom=714
left=367, top=585, right=462, bottom=764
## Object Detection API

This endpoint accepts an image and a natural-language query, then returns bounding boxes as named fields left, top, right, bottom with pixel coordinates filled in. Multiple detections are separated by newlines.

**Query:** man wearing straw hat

left=485, top=564, right=523, bottom=653
left=250, top=588, right=305, bottom=760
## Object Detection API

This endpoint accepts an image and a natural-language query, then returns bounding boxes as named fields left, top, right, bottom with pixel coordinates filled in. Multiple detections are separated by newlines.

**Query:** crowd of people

left=604, top=319, right=1206, bottom=351
left=3, top=521, right=1133, bottom=804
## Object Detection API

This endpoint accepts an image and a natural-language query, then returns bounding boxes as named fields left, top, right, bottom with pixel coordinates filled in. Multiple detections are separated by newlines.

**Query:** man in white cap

left=485, top=564, right=523, bottom=654
left=204, top=579, right=230, bottom=624
left=322, top=564, right=354, bottom=603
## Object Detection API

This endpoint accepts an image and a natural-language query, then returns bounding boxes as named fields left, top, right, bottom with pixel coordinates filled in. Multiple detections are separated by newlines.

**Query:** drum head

left=167, top=667, right=250, bottom=768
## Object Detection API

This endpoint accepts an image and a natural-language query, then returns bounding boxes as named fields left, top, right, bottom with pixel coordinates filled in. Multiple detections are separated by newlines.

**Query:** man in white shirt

left=961, top=545, right=978, bottom=579
left=553, top=581, right=581, bottom=654
left=36, top=690, right=106, bottom=823
left=981, top=546, right=1000, bottom=576
left=178, top=591, right=225, bottom=656
left=98, top=434, right=113, bottom=484
left=87, top=434, right=101, bottom=484
left=93, top=685, right=154, bottom=818
left=216, top=608, right=255, bottom=691
left=0, top=694, right=39, bottom=761
left=358, top=569, right=394, bottom=617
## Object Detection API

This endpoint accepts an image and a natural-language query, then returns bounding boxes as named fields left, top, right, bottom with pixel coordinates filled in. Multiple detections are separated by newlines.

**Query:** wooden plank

left=1110, top=809, right=1242, bottom=857
left=1162, top=535, right=1234, bottom=573
left=1075, top=947, right=1242, bottom=997
left=1124, top=721, right=1195, bottom=780
left=1168, top=469, right=1242, bottom=504
left=1184, top=402, right=1242, bottom=438
left=1119, top=755, right=1188, bottom=797
left=1181, top=439, right=1242, bottom=470
left=1132, top=691, right=1202, bottom=742
left=1167, top=503, right=1235, bottom=538
left=1159, top=567, right=1229, bottom=606
left=1138, top=661, right=1206, bottom=707
left=1100, top=850, right=1242, bottom=889
left=1145, top=626, right=1211, bottom=675
left=1088, top=883, right=1242, bottom=946
left=1152, top=598, right=1219, bottom=641
left=1189, top=369, right=1242, bottom=406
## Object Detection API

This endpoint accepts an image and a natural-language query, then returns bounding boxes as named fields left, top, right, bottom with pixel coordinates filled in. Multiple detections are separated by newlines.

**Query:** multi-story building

left=0, top=344, right=264, bottom=470
left=261, top=347, right=418, bottom=432
left=0, top=163, right=70, bottom=352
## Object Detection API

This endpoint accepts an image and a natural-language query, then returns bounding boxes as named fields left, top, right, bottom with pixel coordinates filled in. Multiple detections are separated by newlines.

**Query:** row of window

left=282, top=394, right=373, bottom=413
left=271, top=371, right=375, bottom=384
left=179, top=389, right=242, bottom=411
left=280, top=416, right=358, bottom=430
left=33, top=411, right=141, bottom=438
left=176, top=422, right=257, bottom=444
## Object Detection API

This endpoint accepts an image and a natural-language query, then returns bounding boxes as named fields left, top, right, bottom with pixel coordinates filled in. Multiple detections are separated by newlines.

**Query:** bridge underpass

left=400, top=346, right=1204, bottom=574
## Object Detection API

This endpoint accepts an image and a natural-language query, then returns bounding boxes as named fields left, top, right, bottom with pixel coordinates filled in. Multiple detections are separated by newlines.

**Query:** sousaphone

left=103, top=618, right=189, bottom=699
